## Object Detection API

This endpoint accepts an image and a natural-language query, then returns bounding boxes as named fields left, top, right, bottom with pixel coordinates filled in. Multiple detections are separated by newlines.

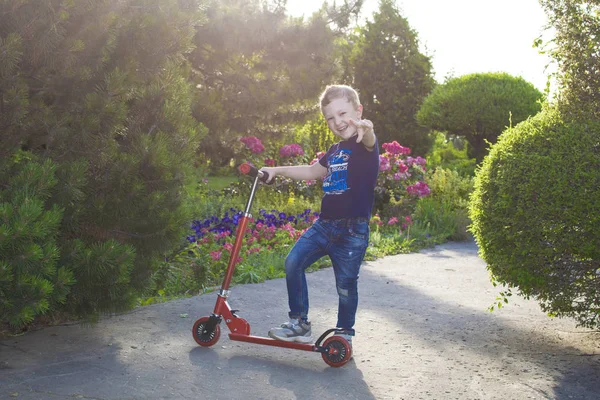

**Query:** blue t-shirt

left=318, top=136, right=380, bottom=219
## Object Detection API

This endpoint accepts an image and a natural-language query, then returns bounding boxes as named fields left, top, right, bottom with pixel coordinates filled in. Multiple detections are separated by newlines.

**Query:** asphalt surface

left=1, top=240, right=599, bottom=400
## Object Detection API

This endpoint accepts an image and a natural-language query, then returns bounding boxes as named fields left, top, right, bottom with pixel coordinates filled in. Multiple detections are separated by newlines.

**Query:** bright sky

left=286, top=0, right=555, bottom=92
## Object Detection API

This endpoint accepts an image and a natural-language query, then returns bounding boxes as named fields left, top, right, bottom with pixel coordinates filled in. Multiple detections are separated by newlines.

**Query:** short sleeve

left=318, top=143, right=337, bottom=168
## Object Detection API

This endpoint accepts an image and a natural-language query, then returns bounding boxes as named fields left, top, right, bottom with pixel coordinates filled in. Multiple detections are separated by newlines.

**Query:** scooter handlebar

left=238, top=163, right=273, bottom=184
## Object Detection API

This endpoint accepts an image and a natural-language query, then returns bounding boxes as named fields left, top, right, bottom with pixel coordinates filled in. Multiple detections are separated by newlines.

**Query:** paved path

left=1, top=241, right=599, bottom=399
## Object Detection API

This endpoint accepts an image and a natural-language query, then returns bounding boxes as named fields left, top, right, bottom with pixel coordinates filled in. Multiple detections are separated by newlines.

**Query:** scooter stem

left=219, top=174, right=260, bottom=291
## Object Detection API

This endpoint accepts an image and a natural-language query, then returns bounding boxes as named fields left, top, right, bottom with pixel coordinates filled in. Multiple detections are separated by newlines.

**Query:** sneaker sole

left=268, top=331, right=313, bottom=343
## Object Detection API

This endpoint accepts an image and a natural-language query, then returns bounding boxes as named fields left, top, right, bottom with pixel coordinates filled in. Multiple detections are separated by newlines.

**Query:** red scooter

left=192, top=163, right=352, bottom=367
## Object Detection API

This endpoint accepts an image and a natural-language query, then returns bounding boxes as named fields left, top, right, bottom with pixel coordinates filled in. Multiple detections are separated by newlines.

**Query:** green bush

left=469, top=107, right=600, bottom=328
left=426, top=167, right=474, bottom=210
left=413, top=198, right=470, bottom=242
left=410, top=167, right=473, bottom=242
left=0, top=1, right=208, bottom=326
left=0, top=155, right=74, bottom=328
left=426, top=132, right=476, bottom=177
left=417, top=72, right=543, bottom=162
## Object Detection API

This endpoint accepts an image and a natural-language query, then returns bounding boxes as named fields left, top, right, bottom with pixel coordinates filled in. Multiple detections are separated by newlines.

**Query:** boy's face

left=322, top=97, right=363, bottom=141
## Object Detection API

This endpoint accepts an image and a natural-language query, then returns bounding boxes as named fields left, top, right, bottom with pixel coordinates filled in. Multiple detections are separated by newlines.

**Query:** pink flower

left=379, top=155, right=391, bottom=171
left=388, top=217, right=399, bottom=225
left=240, top=136, right=265, bottom=154
left=210, top=251, right=222, bottom=261
left=397, top=162, right=408, bottom=173
left=279, top=144, right=304, bottom=158
left=246, top=247, right=261, bottom=255
left=264, top=158, right=276, bottom=167
left=291, top=144, right=304, bottom=156
left=215, top=231, right=231, bottom=240
left=415, top=156, right=427, bottom=166
left=382, top=141, right=411, bottom=155
left=406, top=181, right=430, bottom=197
left=223, top=243, right=233, bottom=252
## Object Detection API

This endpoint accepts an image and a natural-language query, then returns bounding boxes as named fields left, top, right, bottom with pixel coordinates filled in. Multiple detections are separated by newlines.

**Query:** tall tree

left=417, top=73, right=543, bottom=163
left=347, top=0, right=435, bottom=155
left=539, top=0, right=600, bottom=119
left=321, top=0, right=364, bottom=32
left=0, top=0, right=207, bottom=322
left=189, top=0, right=345, bottom=169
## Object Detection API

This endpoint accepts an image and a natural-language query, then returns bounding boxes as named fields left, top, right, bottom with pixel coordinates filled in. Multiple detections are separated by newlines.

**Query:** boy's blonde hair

left=319, top=84, right=361, bottom=112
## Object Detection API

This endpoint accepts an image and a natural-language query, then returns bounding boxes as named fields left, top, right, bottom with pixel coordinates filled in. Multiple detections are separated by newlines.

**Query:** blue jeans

left=284, top=217, right=370, bottom=336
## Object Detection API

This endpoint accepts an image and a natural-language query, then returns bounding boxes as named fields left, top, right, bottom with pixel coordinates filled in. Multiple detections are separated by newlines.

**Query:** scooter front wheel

left=192, top=316, right=221, bottom=347
left=321, top=336, right=352, bottom=367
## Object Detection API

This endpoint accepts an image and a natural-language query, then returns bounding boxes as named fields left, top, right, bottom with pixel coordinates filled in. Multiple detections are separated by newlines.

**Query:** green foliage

left=469, top=107, right=600, bottom=328
left=410, top=167, right=474, bottom=243
left=364, top=231, right=413, bottom=260
left=426, top=132, right=476, bottom=177
left=348, top=0, right=436, bottom=156
left=145, top=163, right=475, bottom=303
left=0, top=0, right=208, bottom=326
left=0, top=32, right=28, bottom=160
left=190, top=0, right=341, bottom=170
left=205, top=176, right=238, bottom=191
left=413, top=198, right=470, bottom=243
left=426, top=167, right=474, bottom=211
left=293, top=115, right=337, bottom=159
left=62, top=239, right=137, bottom=319
left=539, top=0, right=600, bottom=119
left=417, top=72, right=544, bottom=162
left=0, top=156, right=74, bottom=329
left=320, top=0, right=364, bottom=32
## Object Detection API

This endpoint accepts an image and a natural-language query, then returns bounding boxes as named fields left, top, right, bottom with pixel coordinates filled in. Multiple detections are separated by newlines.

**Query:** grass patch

left=206, top=176, right=237, bottom=191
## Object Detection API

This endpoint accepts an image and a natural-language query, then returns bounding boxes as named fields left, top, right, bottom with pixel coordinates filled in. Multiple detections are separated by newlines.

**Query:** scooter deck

left=229, top=333, right=317, bottom=352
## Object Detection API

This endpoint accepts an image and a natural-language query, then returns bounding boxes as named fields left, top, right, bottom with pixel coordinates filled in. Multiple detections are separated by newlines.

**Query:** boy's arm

left=260, top=161, right=327, bottom=183
left=350, top=119, right=376, bottom=151
left=360, top=130, right=376, bottom=151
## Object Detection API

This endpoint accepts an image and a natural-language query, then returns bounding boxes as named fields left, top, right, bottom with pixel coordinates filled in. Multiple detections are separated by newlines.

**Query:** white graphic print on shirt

left=322, top=149, right=352, bottom=195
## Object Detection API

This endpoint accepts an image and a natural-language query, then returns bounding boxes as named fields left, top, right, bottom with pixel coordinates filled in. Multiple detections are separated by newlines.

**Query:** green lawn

left=205, top=176, right=237, bottom=191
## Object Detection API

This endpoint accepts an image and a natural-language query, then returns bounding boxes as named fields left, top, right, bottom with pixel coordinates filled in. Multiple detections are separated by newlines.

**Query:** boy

left=260, top=84, right=379, bottom=346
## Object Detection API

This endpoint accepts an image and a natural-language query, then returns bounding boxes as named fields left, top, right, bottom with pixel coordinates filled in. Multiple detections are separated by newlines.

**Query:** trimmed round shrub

left=469, top=107, right=600, bottom=329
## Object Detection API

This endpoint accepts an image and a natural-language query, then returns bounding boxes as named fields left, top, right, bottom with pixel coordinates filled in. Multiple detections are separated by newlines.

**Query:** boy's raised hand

left=349, top=118, right=374, bottom=144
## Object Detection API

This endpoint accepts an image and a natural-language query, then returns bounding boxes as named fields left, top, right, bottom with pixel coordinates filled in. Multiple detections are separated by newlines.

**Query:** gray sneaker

left=268, top=318, right=313, bottom=343
left=337, top=333, right=353, bottom=349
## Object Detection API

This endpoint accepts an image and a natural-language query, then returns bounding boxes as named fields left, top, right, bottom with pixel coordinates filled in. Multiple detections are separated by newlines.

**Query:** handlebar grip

left=238, top=163, right=272, bottom=184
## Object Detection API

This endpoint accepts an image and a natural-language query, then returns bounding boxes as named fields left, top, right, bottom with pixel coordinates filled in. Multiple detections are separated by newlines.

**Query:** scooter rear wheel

left=192, top=316, right=221, bottom=347
left=321, top=336, right=352, bottom=367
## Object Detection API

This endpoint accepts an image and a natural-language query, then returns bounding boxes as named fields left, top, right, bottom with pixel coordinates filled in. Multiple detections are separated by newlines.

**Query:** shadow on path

left=355, top=242, right=600, bottom=399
